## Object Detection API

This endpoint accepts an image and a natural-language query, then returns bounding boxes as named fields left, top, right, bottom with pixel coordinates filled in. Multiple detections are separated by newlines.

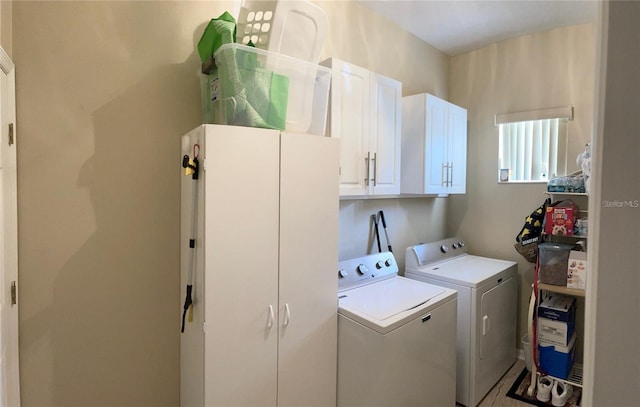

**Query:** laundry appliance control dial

left=357, top=264, right=369, bottom=275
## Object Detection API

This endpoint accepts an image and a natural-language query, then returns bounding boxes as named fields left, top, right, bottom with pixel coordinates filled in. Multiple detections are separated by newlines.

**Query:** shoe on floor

left=536, top=375, right=553, bottom=402
left=552, top=380, right=573, bottom=406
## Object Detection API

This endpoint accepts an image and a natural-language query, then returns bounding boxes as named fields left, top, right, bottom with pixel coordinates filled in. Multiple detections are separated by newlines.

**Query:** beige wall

left=13, top=1, right=448, bottom=406
left=13, top=1, right=231, bottom=406
left=448, top=24, right=596, bottom=348
left=0, top=0, right=12, bottom=56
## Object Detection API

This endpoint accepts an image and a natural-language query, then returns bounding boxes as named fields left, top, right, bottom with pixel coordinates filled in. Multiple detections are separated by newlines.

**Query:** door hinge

left=8, top=123, right=14, bottom=146
left=10, top=281, right=17, bottom=306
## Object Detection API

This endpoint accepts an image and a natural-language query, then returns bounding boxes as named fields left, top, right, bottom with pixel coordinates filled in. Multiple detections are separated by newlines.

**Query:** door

left=425, top=94, right=448, bottom=194
left=370, top=73, right=402, bottom=195
left=0, top=47, right=19, bottom=407
left=278, top=133, right=339, bottom=406
left=477, top=276, right=517, bottom=401
left=203, top=126, right=280, bottom=406
left=447, top=102, right=467, bottom=194
left=325, top=59, right=370, bottom=196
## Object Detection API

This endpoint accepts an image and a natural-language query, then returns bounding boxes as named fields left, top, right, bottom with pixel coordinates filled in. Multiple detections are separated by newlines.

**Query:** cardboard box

left=545, top=200, right=577, bottom=236
left=538, top=295, right=576, bottom=322
left=538, top=316, right=575, bottom=347
left=567, top=250, right=588, bottom=290
left=539, top=333, right=576, bottom=380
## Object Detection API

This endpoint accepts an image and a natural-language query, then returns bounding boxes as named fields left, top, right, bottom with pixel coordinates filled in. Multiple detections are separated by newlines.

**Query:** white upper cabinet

left=401, top=93, right=467, bottom=195
left=322, top=58, right=402, bottom=196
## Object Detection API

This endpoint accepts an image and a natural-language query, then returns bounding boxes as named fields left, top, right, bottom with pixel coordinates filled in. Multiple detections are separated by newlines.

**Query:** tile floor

left=459, top=358, right=532, bottom=407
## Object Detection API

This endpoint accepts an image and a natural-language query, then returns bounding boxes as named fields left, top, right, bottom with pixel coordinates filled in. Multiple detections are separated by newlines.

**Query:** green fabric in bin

left=197, top=12, right=236, bottom=63
left=212, top=45, right=289, bottom=130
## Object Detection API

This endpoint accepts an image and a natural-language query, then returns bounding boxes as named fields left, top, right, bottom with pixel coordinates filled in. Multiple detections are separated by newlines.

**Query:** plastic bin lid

left=539, top=242, right=574, bottom=251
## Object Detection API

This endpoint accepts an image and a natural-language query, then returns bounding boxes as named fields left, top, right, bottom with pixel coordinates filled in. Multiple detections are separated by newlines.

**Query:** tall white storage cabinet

left=321, top=58, right=402, bottom=196
left=180, top=124, right=339, bottom=407
left=401, top=93, right=467, bottom=195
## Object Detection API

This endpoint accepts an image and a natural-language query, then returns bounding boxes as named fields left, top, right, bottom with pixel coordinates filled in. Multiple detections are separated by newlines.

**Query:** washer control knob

left=338, top=269, right=348, bottom=278
left=452, top=243, right=459, bottom=249
left=385, top=259, right=393, bottom=267
left=458, top=241, right=465, bottom=248
left=376, top=261, right=385, bottom=269
left=440, top=245, right=449, bottom=253
left=357, top=264, right=369, bottom=275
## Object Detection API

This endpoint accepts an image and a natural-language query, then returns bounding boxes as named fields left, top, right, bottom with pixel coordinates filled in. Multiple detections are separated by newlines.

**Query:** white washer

left=337, top=251, right=457, bottom=407
left=404, top=238, right=518, bottom=407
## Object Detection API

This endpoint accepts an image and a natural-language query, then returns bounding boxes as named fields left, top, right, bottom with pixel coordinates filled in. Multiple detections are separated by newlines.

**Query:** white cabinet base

left=180, top=125, right=339, bottom=407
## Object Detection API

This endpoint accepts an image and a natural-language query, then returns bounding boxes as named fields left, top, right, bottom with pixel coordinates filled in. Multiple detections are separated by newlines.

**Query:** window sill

left=498, top=180, right=548, bottom=184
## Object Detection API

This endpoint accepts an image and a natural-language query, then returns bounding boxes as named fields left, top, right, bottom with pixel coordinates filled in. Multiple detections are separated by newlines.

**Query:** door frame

left=0, top=44, right=20, bottom=407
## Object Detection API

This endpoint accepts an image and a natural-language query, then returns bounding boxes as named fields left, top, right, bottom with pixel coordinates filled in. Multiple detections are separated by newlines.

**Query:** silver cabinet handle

left=442, top=163, right=448, bottom=187
left=372, top=152, right=377, bottom=186
left=365, top=152, right=371, bottom=186
left=267, top=305, right=275, bottom=329
left=283, top=303, right=291, bottom=327
left=449, top=162, right=453, bottom=187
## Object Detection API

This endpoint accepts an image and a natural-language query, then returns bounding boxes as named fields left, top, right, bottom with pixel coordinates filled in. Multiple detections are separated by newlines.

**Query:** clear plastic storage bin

left=538, top=243, right=574, bottom=286
left=200, top=43, right=331, bottom=136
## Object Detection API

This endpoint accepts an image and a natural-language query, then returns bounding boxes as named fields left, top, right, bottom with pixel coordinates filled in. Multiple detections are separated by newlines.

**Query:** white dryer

left=337, top=251, right=457, bottom=407
left=404, top=238, right=518, bottom=407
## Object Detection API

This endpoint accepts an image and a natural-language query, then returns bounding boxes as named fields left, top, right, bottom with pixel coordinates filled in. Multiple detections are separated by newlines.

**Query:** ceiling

left=358, top=0, right=599, bottom=56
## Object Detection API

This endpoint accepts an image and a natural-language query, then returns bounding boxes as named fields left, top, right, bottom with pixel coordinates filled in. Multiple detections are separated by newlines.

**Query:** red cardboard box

left=545, top=200, right=577, bottom=236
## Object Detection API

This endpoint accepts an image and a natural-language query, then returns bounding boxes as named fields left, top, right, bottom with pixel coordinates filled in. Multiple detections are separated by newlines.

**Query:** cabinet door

left=203, top=126, right=280, bottom=407
left=325, top=59, right=370, bottom=196
left=278, top=133, right=339, bottom=406
left=447, top=102, right=467, bottom=194
left=424, top=94, right=448, bottom=194
left=370, top=73, right=402, bottom=195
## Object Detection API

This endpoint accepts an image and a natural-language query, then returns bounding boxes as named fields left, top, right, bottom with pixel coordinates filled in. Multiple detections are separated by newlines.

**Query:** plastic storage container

left=538, top=333, right=576, bottom=379
left=538, top=243, right=574, bottom=285
left=236, top=0, right=328, bottom=64
left=200, top=43, right=331, bottom=136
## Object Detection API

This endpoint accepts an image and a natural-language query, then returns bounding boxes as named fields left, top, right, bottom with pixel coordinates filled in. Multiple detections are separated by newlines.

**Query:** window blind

left=496, top=106, right=572, bottom=182
left=498, top=118, right=569, bottom=182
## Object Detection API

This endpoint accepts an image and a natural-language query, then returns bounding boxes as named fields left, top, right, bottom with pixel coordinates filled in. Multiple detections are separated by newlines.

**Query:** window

left=496, top=106, right=572, bottom=183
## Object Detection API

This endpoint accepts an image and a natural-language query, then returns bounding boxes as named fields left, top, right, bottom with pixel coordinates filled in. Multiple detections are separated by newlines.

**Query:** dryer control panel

left=406, top=237, right=468, bottom=269
left=338, top=251, right=398, bottom=291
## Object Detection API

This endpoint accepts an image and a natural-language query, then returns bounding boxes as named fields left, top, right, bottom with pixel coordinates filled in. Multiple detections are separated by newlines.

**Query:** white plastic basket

left=236, top=0, right=328, bottom=64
